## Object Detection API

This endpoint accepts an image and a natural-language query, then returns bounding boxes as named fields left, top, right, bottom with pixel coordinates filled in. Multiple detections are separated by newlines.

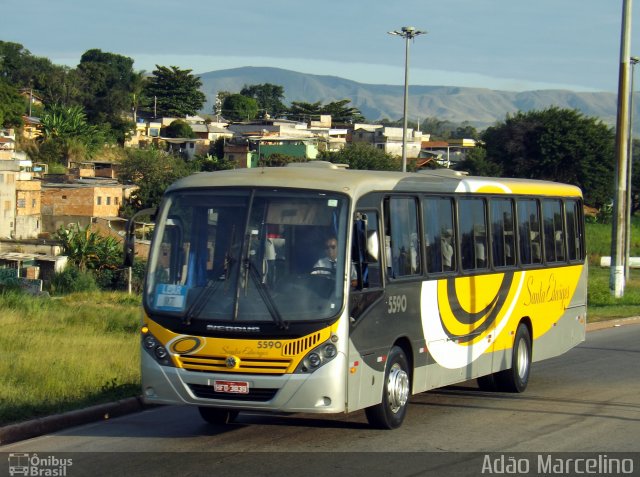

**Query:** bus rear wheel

left=496, top=323, right=532, bottom=392
left=198, top=407, right=239, bottom=425
left=477, top=324, right=532, bottom=393
left=365, top=346, right=410, bottom=429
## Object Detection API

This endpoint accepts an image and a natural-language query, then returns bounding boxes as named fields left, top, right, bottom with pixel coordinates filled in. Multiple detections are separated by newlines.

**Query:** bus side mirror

left=366, top=230, right=379, bottom=262
left=123, top=208, right=157, bottom=267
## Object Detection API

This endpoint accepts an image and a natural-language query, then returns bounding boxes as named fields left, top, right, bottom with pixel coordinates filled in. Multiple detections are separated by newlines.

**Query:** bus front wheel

left=365, top=346, right=411, bottom=429
left=198, top=407, right=239, bottom=425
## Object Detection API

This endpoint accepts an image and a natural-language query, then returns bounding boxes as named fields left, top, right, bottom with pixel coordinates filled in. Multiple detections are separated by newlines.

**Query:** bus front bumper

left=141, top=351, right=347, bottom=414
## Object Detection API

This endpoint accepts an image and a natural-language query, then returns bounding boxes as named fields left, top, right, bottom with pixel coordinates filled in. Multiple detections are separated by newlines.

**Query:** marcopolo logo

left=8, top=453, right=73, bottom=476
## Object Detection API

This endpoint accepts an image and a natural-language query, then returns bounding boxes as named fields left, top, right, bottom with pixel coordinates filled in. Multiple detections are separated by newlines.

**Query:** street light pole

left=626, top=56, right=639, bottom=281
left=611, top=0, right=633, bottom=297
left=388, top=26, right=426, bottom=172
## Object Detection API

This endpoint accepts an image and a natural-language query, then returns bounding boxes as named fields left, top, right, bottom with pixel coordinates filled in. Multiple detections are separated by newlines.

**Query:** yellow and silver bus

left=125, top=161, right=586, bottom=429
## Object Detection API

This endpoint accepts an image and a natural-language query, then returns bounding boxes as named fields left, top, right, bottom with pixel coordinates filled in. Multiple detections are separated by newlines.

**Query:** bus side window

left=353, top=211, right=382, bottom=289
left=384, top=197, right=421, bottom=278
left=423, top=196, right=456, bottom=273
left=459, top=197, right=488, bottom=271
left=542, top=199, right=565, bottom=263
left=517, top=199, right=542, bottom=265
left=565, top=199, right=584, bottom=261
left=490, top=198, right=515, bottom=268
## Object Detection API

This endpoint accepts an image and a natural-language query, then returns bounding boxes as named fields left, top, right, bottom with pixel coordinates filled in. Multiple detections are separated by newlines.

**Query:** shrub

left=50, top=266, right=98, bottom=295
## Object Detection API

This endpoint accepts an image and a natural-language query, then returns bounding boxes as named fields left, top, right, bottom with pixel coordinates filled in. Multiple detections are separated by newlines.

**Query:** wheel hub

left=387, top=363, right=409, bottom=413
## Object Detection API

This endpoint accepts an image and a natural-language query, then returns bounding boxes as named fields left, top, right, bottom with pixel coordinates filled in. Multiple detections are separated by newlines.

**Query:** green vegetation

left=587, top=267, right=640, bottom=321
left=0, top=291, right=141, bottom=426
left=585, top=218, right=640, bottom=321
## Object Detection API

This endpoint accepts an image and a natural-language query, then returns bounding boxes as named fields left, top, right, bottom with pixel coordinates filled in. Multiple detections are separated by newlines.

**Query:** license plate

left=213, top=380, right=249, bottom=394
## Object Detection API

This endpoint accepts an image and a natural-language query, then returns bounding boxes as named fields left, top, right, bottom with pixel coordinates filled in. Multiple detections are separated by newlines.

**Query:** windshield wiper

left=181, top=260, right=230, bottom=326
left=247, top=259, right=289, bottom=330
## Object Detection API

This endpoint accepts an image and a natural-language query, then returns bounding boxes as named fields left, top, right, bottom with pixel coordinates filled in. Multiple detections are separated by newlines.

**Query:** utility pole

left=388, top=26, right=426, bottom=172
left=626, top=56, right=639, bottom=281
left=610, top=0, right=633, bottom=297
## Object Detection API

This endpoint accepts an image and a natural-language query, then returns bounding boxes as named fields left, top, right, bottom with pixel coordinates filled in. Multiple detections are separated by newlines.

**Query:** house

left=14, top=154, right=42, bottom=239
left=125, top=119, right=162, bottom=149
left=0, top=129, right=16, bottom=160
left=421, top=138, right=481, bottom=167
left=0, top=163, right=17, bottom=239
left=40, top=179, right=135, bottom=233
left=350, top=124, right=424, bottom=158
left=21, top=116, right=43, bottom=140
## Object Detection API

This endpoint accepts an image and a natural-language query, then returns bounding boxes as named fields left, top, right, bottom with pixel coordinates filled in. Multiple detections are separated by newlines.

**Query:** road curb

left=0, top=396, right=145, bottom=446
left=586, top=315, right=640, bottom=331
left=1, top=317, right=639, bottom=446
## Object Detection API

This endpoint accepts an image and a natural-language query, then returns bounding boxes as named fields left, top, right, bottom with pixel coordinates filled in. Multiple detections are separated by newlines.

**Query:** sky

left=3, top=0, right=640, bottom=93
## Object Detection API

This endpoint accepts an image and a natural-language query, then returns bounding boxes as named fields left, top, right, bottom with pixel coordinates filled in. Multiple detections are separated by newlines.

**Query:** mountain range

left=197, top=67, right=630, bottom=132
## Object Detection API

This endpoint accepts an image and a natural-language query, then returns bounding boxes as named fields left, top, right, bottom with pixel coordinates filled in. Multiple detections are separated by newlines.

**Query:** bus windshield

left=144, top=188, right=349, bottom=324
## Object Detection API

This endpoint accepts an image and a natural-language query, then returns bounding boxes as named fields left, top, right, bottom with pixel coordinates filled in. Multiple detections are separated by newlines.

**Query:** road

left=1, top=323, right=639, bottom=476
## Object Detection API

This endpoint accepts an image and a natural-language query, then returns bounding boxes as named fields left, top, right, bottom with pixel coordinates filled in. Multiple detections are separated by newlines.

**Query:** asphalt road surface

left=1, top=323, right=639, bottom=476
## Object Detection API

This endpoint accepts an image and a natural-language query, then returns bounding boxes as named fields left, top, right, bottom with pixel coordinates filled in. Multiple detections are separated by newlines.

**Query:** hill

left=197, top=66, right=622, bottom=130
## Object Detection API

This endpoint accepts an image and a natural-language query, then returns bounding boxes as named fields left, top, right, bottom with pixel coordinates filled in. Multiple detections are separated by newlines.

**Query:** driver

left=312, top=236, right=357, bottom=286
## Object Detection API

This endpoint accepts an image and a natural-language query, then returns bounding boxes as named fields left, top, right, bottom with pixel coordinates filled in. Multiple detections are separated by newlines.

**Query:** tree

left=118, top=148, right=196, bottom=214
left=0, top=41, right=83, bottom=109
left=76, top=49, right=136, bottom=141
left=482, top=107, right=615, bottom=208
left=0, top=79, right=24, bottom=127
left=143, top=65, right=206, bottom=117
left=130, top=70, right=147, bottom=124
left=36, top=104, right=109, bottom=166
left=240, top=83, right=286, bottom=117
left=454, top=146, right=500, bottom=176
left=320, top=143, right=399, bottom=171
left=222, top=94, right=258, bottom=122
left=165, top=119, right=195, bottom=138
left=287, top=101, right=323, bottom=121
left=54, top=223, right=121, bottom=272
left=322, top=99, right=365, bottom=123
left=287, top=100, right=365, bottom=123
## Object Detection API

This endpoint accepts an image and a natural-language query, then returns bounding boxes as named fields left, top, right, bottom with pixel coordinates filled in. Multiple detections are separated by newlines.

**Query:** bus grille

left=282, top=332, right=322, bottom=356
left=176, top=332, right=322, bottom=373
left=178, top=355, right=291, bottom=374
left=188, top=383, right=278, bottom=401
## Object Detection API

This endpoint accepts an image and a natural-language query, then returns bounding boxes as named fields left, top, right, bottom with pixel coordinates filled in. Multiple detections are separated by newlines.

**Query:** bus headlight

left=323, top=343, right=337, bottom=359
left=141, top=330, right=173, bottom=367
left=296, top=340, right=339, bottom=373
left=143, top=335, right=158, bottom=350
left=308, top=353, right=321, bottom=368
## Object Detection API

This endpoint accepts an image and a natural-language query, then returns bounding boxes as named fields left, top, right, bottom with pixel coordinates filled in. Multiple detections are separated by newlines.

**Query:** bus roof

left=166, top=162, right=583, bottom=198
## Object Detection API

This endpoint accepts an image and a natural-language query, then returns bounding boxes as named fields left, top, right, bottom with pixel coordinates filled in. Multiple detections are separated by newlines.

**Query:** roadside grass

left=585, top=218, right=640, bottom=321
left=0, top=291, right=141, bottom=426
left=0, top=220, right=638, bottom=427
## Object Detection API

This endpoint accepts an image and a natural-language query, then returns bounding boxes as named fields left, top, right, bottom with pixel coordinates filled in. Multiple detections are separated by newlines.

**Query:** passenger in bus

left=312, top=236, right=357, bottom=286
left=441, top=229, right=454, bottom=271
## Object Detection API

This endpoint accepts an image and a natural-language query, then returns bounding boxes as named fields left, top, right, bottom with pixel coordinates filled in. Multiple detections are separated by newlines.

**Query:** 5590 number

left=257, top=341, right=282, bottom=349
left=388, top=294, right=407, bottom=314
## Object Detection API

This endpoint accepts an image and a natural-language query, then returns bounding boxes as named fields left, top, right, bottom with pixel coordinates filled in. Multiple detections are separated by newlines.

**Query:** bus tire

left=495, top=323, right=532, bottom=393
left=198, top=407, right=239, bottom=425
left=365, top=346, right=411, bottom=429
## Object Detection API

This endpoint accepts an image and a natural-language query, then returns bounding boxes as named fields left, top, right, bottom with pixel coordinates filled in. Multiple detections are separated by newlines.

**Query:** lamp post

left=388, top=26, right=426, bottom=172
left=626, top=56, right=639, bottom=281
left=610, top=0, right=632, bottom=297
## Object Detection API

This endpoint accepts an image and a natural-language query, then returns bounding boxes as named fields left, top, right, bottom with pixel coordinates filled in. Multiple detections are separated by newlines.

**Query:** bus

left=124, top=161, right=587, bottom=429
